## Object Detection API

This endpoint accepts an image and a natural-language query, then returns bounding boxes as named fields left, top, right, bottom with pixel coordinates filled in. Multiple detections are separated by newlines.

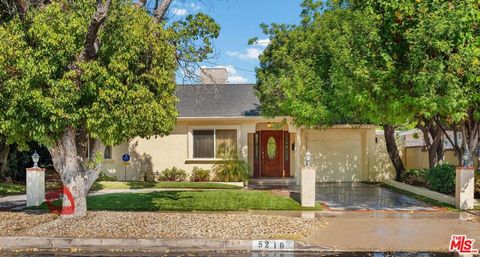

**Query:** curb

left=0, top=237, right=333, bottom=252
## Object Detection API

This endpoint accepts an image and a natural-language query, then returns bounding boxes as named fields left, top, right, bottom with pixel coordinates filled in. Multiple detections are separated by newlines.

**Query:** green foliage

left=97, top=171, right=117, bottom=182
left=257, top=0, right=480, bottom=130
left=212, top=145, right=249, bottom=182
left=190, top=167, right=210, bottom=182
left=0, top=0, right=219, bottom=148
left=401, top=168, right=428, bottom=186
left=0, top=182, right=25, bottom=196
left=158, top=167, right=187, bottom=182
left=426, top=163, right=456, bottom=194
left=256, top=6, right=393, bottom=126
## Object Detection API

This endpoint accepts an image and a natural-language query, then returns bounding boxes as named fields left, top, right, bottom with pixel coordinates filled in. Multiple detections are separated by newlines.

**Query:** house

left=398, top=129, right=459, bottom=169
left=103, top=68, right=394, bottom=182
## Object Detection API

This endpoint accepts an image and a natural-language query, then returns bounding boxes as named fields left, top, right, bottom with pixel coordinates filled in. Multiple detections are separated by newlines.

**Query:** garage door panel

left=306, top=130, right=363, bottom=182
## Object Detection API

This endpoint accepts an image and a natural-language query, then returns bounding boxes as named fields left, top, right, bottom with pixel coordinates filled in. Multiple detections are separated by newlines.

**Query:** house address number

left=252, top=240, right=295, bottom=251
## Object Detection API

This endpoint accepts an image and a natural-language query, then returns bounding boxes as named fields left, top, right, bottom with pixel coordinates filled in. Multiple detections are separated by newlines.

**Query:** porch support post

left=26, top=167, right=45, bottom=207
left=301, top=166, right=316, bottom=207
left=294, top=128, right=302, bottom=185
left=455, top=166, right=475, bottom=210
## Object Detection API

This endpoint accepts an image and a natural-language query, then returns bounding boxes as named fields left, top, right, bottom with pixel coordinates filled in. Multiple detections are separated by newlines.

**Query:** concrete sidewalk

left=303, top=211, right=480, bottom=252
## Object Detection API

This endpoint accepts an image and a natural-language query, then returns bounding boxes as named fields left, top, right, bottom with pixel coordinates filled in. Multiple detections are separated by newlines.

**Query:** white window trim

left=187, top=125, right=240, bottom=160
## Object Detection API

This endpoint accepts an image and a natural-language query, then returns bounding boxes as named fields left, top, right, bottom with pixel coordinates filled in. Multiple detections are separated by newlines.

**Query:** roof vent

left=200, top=68, right=228, bottom=84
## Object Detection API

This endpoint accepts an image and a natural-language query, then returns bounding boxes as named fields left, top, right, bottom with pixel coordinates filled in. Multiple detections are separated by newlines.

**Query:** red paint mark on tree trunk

left=45, top=186, right=75, bottom=215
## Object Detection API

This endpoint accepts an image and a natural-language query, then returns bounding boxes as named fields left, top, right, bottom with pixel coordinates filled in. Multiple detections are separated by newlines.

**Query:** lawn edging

left=210, top=181, right=244, bottom=187
left=0, top=236, right=331, bottom=252
left=384, top=179, right=454, bottom=206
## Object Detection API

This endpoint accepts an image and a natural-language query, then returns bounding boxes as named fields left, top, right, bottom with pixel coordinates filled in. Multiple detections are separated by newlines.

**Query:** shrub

left=190, top=167, right=210, bottom=182
left=97, top=171, right=117, bottom=181
left=212, top=144, right=249, bottom=182
left=426, top=163, right=455, bottom=194
left=401, top=168, right=428, bottom=186
left=158, top=167, right=187, bottom=182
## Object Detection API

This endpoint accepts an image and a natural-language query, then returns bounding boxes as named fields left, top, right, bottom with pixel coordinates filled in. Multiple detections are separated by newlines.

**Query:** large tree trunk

left=436, top=135, right=445, bottom=164
left=438, top=111, right=480, bottom=167
left=48, top=0, right=110, bottom=217
left=0, top=139, right=10, bottom=181
left=417, top=116, right=444, bottom=169
left=49, top=126, right=105, bottom=217
left=383, top=124, right=405, bottom=181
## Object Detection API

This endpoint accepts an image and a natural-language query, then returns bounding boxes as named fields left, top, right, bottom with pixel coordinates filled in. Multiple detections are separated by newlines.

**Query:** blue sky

left=164, top=0, right=303, bottom=84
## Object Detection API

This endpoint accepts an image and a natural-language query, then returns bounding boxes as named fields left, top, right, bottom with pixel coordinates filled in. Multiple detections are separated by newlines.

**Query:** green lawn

left=40, top=190, right=321, bottom=211
left=381, top=183, right=457, bottom=210
left=91, top=181, right=243, bottom=191
left=0, top=183, right=26, bottom=196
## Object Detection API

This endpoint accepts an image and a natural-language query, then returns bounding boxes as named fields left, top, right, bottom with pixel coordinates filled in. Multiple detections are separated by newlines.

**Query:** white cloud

left=254, top=38, right=271, bottom=47
left=226, top=47, right=262, bottom=61
left=188, top=3, right=201, bottom=10
left=228, top=75, right=249, bottom=84
left=172, top=7, right=188, bottom=16
left=201, top=65, right=249, bottom=84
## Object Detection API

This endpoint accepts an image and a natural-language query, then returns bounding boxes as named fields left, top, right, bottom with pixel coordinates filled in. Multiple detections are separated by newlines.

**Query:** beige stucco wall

left=404, top=148, right=458, bottom=170
left=103, top=121, right=407, bottom=182
left=370, top=132, right=398, bottom=181
left=103, top=117, right=294, bottom=181
left=303, top=127, right=381, bottom=182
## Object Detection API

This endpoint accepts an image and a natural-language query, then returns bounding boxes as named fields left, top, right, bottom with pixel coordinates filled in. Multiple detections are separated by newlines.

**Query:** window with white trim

left=193, top=129, right=237, bottom=158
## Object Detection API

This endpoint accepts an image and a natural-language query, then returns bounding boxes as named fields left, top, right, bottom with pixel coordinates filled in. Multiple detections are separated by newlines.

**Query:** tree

left=0, top=136, right=9, bottom=181
left=257, top=0, right=479, bottom=181
left=0, top=0, right=219, bottom=217
left=400, top=0, right=480, bottom=166
left=347, top=0, right=480, bottom=167
left=256, top=2, right=411, bottom=180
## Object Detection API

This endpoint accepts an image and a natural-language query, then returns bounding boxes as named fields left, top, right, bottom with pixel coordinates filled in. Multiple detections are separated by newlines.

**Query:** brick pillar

left=455, top=167, right=475, bottom=210
left=301, top=167, right=316, bottom=207
left=26, top=167, right=45, bottom=207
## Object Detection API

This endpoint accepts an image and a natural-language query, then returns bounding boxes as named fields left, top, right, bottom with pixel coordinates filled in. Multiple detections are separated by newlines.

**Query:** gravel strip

left=3, top=211, right=326, bottom=240
left=0, top=212, right=56, bottom=234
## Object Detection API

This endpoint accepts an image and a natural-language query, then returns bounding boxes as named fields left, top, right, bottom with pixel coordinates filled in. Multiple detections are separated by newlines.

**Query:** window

left=193, top=130, right=214, bottom=158
left=267, top=137, right=277, bottom=159
left=104, top=145, right=112, bottom=159
left=193, top=129, right=237, bottom=159
left=216, top=129, right=237, bottom=155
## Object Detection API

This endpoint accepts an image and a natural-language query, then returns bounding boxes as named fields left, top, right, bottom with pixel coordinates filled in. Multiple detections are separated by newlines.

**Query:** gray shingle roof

left=176, top=84, right=260, bottom=117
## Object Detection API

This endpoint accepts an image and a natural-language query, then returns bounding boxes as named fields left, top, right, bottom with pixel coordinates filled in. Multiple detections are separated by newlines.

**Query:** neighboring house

left=398, top=129, right=459, bottom=169
left=103, top=68, right=394, bottom=182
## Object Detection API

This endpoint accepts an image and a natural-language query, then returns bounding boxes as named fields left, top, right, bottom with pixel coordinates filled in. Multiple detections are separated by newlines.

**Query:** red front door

left=260, top=131, right=284, bottom=177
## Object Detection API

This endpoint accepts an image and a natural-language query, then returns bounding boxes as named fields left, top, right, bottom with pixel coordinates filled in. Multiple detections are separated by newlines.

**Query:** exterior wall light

left=462, top=149, right=473, bottom=167
left=305, top=151, right=312, bottom=167
left=31, top=151, right=40, bottom=168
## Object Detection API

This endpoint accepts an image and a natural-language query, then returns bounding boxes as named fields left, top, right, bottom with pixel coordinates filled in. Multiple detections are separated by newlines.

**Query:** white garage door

left=305, top=129, right=364, bottom=182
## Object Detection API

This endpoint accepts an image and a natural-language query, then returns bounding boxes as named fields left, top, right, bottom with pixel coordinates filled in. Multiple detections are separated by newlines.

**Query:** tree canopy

left=256, top=0, right=480, bottom=176
left=0, top=0, right=219, bottom=216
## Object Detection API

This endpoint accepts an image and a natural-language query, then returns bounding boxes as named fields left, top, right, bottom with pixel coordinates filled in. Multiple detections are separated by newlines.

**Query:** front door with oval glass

left=260, top=131, right=285, bottom=177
